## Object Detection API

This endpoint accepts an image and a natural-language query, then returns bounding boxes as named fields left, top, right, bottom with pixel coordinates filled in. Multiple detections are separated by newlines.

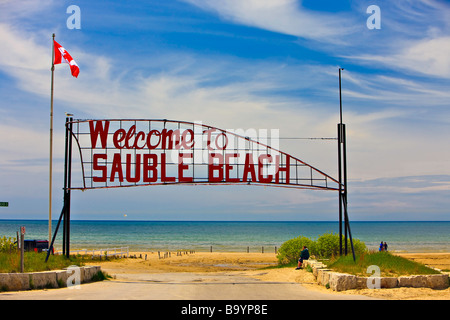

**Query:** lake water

left=0, top=220, right=448, bottom=253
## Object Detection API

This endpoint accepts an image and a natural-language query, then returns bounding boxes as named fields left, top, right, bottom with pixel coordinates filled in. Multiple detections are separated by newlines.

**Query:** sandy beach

left=85, top=251, right=450, bottom=300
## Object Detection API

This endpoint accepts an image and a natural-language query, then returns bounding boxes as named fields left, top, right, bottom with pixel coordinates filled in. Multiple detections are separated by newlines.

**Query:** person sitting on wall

left=295, top=246, right=310, bottom=270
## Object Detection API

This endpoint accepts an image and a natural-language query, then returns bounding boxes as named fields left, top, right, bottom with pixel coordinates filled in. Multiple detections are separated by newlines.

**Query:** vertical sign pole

left=66, top=118, right=73, bottom=258
left=63, top=117, right=73, bottom=258
left=338, top=124, right=342, bottom=256
left=338, top=68, right=355, bottom=261
left=343, top=124, right=348, bottom=255
left=62, top=118, right=68, bottom=256
left=338, top=68, right=344, bottom=256
left=49, top=33, right=55, bottom=244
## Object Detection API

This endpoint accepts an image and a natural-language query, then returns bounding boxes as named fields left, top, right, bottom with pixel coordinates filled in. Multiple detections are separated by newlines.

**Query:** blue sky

left=0, top=0, right=449, bottom=221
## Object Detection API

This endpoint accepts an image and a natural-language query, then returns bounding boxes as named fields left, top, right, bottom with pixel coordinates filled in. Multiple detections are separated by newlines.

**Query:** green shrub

left=276, top=232, right=367, bottom=265
left=314, top=233, right=367, bottom=259
left=0, top=236, right=17, bottom=253
left=276, top=236, right=313, bottom=265
left=314, top=233, right=340, bottom=258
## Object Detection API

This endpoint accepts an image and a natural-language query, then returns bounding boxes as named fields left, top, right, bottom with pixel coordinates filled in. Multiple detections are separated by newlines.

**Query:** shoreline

left=62, top=244, right=450, bottom=254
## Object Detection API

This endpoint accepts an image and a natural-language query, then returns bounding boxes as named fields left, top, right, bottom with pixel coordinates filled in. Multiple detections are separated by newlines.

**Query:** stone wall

left=304, top=260, right=449, bottom=291
left=0, top=266, right=101, bottom=292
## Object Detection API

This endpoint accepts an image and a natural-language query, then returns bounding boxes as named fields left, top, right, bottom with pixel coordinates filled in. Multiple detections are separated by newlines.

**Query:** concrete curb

left=304, top=260, right=449, bottom=291
left=0, top=266, right=101, bottom=292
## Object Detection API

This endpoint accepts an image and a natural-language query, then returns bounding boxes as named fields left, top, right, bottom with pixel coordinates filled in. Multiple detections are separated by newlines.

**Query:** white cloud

left=349, top=36, right=450, bottom=79
left=183, top=0, right=357, bottom=43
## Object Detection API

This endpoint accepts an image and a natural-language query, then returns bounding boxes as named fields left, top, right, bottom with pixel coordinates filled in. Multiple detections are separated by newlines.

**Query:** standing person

left=379, top=241, right=384, bottom=251
left=295, top=246, right=310, bottom=270
left=384, top=242, right=388, bottom=252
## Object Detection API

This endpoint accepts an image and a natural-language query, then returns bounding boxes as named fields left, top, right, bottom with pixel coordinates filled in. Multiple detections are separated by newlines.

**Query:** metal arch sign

left=48, top=117, right=352, bottom=262
left=68, top=119, right=340, bottom=191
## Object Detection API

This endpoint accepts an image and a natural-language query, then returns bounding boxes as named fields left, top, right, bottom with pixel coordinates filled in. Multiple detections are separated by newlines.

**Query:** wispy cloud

left=185, top=0, right=450, bottom=79
left=348, top=36, right=450, bottom=78
left=350, top=175, right=450, bottom=219
left=182, top=0, right=358, bottom=43
left=344, top=1, right=450, bottom=79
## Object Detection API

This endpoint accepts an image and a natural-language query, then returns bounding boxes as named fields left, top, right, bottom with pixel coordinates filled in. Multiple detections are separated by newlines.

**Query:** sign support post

left=63, top=117, right=73, bottom=258
left=338, top=68, right=355, bottom=261
left=46, top=117, right=73, bottom=262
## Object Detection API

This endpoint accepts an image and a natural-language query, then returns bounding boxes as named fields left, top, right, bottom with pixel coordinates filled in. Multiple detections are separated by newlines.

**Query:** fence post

left=20, top=230, right=24, bottom=273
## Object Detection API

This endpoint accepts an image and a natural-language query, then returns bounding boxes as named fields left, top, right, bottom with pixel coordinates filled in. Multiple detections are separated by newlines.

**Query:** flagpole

left=49, top=33, right=55, bottom=243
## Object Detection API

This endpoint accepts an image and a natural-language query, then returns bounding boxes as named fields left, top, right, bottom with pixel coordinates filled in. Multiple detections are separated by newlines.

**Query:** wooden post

left=20, top=230, right=24, bottom=273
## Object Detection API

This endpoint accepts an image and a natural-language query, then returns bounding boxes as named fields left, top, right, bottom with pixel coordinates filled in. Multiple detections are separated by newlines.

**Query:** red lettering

left=161, top=129, right=179, bottom=150
left=258, top=154, right=273, bottom=183
left=124, top=125, right=137, bottom=149
left=178, top=153, right=193, bottom=182
left=147, top=130, right=161, bottom=149
left=126, top=154, right=140, bottom=183
left=225, top=153, right=240, bottom=182
left=160, top=153, right=176, bottom=182
left=110, top=153, right=124, bottom=182
left=215, top=132, right=228, bottom=150
left=135, top=131, right=146, bottom=149
left=275, top=155, right=290, bottom=184
left=143, top=154, right=158, bottom=182
left=242, top=154, right=256, bottom=182
left=92, top=153, right=107, bottom=182
left=180, top=129, right=195, bottom=149
left=113, top=129, right=126, bottom=149
left=89, top=120, right=110, bottom=149
left=208, top=153, right=223, bottom=182
left=90, top=123, right=196, bottom=151
left=204, top=128, right=216, bottom=151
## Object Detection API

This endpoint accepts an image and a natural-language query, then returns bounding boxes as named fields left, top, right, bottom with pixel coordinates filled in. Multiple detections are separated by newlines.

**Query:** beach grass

left=0, top=252, right=87, bottom=273
left=324, top=251, right=441, bottom=277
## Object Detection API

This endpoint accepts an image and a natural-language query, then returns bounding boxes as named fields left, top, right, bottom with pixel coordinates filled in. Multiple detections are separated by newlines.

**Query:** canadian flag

left=53, top=40, right=79, bottom=78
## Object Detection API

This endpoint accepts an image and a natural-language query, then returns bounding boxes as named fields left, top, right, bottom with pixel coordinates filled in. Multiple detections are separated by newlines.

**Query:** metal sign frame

left=47, top=116, right=355, bottom=261
left=69, top=119, right=340, bottom=191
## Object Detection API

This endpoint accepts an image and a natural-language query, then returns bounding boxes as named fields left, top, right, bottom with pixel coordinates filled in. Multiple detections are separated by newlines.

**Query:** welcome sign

left=69, top=119, right=339, bottom=191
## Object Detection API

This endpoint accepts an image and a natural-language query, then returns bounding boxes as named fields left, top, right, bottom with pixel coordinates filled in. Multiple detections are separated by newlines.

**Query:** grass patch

left=325, top=251, right=441, bottom=277
left=261, top=261, right=298, bottom=270
left=92, top=270, right=112, bottom=281
left=0, top=252, right=87, bottom=273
